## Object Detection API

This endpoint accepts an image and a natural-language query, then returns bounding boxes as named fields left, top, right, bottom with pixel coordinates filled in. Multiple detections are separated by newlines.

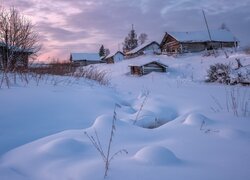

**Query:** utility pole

left=202, top=9, right=215, bottom=56
left=202, top=9, right=212, bottom=41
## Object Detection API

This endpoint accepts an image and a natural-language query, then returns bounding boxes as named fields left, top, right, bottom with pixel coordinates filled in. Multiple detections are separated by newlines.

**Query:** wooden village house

left=0, top=42, right=33, bottom=69
left=129, top=61, right=168, bottom=76
left=126, top=41, right=161, bottom=58
left=160, top=29, right=238, bottom=54
left=105, top=51, right=124, bottom=64
left=70, top=53, right=102, bottom=66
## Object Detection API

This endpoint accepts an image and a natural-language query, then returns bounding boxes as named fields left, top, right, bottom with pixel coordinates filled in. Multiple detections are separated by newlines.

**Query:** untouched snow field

left=0, top=52, right=250, bottom=180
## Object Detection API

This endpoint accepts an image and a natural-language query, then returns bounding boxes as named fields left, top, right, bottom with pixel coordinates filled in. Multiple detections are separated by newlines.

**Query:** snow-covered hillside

left=0, top=52, right=249, bottom=180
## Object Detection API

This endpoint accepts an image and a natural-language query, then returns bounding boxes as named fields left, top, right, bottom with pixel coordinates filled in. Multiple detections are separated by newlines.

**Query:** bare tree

left=0, top=6, right=40, bottom=71
left=138, top=33, right=148, bottom=45
left=219, top=23, right=230, bottom=31
left=105, top=48, right=110, bottom=56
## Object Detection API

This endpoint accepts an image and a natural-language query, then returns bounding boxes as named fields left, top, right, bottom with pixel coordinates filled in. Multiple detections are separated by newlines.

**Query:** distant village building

left=160, top=30, right=238, bottom=54
left=105, top=51, right=124, bottom=64
left=126, top=41, right=161, bottom=58
left=129, top=61, right=168, bottom=76
left=70, top=53, right=102, bottom=66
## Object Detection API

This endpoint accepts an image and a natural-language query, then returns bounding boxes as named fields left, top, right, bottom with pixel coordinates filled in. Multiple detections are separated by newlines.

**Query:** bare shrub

left=235, top=58, right=243, bottom=69
left=1, top=63, right=110, bottom=88
left=206, top=63, right=231, bottom=84
left=0, top=67, right=29, bottom=88
left=74, top=66, right=110, bottom=86
left=224, top=50, right=229, bottom=58
left=84, top=104, right=128, bottom=178
left=29, top=63, right=76, bottom=76
left=211, top=87, right=250, bottom=117
left=134, top=90, right=149, bottom=125
left=225, top=87, right=249, bottom=117
left=210, top=95, right=223, bottom=113
left=200, top=120, right=219, bottom=133
left=203, top=49, right=219, bottom=57
left=0, top=71, right=10, bottom=88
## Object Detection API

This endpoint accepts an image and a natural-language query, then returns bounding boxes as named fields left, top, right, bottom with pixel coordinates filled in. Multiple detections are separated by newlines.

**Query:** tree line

left=99, top=25, right=148, bottom=57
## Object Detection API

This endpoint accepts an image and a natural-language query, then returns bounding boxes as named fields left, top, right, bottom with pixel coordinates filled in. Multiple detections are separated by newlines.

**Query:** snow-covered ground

left=0, top=51, right=250, bottom=180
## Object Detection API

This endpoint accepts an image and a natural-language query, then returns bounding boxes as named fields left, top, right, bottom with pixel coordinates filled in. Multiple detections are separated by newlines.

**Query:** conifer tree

left=99, top=45, right=105, bottom=57
left=123, top=24, right=138, bottom=53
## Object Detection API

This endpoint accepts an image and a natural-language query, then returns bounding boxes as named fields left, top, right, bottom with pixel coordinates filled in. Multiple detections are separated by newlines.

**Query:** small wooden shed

left=105, top=51, right=124, bottom=64
left=129, top=61, right=168, bottom=76
left=0, top=42, right=33, bottom=68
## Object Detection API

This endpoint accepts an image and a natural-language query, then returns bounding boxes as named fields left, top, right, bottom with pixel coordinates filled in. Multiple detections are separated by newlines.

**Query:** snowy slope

left=0, top=51, right=249, bottom=180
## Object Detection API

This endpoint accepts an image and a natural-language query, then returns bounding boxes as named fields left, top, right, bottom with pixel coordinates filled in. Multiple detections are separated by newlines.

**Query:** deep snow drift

left=0, top=51, right=249, bottom=180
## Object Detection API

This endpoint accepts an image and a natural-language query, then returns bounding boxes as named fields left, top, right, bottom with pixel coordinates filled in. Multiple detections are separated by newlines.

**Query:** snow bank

left=183, top=113, right=214, bottom=126
left=38, top=138, right=87, bottom=157
left=134, top=145, right=181, bottom=166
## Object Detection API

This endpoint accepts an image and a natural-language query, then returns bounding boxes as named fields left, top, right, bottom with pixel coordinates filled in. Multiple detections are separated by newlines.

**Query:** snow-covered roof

left=106, top=51, right=124, bottom=59
left=0, top=42, right=5, bottom=47
left=70, top=53, right=100, bottom=61
left=129, top=60, right=168, bottom=67
left=167, top=30, right=238, bottom=43
left=100, top=55, right=106, bottom=60
left=126, top=41, right=160, bottom=55
left=0, top=42, right=33, bottom=53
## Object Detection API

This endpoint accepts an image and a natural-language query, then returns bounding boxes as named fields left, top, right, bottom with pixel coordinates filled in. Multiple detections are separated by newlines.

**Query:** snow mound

left=134, top=146, right=180, bottom=166
left=90, top=114, right=135, bottom=138
left=183, top=113, right=213, bottom=126
left=134, top=107, right=178, bottom=128
left=39, top=138, right=87, bottom=157
left=91, top=114, right=122, bottom=130
left=132, top=94, right=178, bottom=128
left=134, top=110, right=158, bottom=128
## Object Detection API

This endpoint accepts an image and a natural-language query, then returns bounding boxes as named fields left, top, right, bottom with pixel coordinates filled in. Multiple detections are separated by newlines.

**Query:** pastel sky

left=2, top=0, right=250, bottom=61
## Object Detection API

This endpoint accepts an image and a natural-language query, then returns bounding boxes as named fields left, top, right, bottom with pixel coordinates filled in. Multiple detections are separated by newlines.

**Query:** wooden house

left=129, top=61, right=168, bottom=76
left=105, top=51, right=124, bottom=64
left=70, top=53, right=102, bottom=66
left=0, top=42, right=33, bottom=69
left=160, top=30, right=238, bottom=54
left=126, top=41, right=161, bottom=58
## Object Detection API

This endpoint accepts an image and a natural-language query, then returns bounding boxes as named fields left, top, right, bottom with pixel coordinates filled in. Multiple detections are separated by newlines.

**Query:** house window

left=208, top=46, right=213, bottom=50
